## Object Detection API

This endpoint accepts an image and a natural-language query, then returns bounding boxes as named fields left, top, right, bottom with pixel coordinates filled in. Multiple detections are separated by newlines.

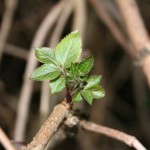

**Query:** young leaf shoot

left=31, top=31, right=105, bottom=105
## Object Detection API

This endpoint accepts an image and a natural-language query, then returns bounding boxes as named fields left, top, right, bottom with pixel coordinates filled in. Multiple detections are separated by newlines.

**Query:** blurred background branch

left=0, top=0, right=18, bottom=62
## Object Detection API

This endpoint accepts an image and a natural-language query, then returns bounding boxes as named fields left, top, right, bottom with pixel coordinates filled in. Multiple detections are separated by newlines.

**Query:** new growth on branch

left=31, top=31, right=105, bottom=105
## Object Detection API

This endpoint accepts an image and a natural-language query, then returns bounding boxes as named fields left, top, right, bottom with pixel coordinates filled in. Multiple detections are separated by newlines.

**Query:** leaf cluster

left=31, top=31, right=105, bottom=105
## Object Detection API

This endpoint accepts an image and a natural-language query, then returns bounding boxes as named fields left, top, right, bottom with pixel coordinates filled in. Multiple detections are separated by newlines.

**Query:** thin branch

left=80, top=120, right=147, bottom=150
left=0, top=128, right=16, bottom=150
left=39, top=81, right=50, bottom=122
left=46, top=114, right=79, bottom=150
left=100, top=0, right=123, bottom=24
left=89, top=0, right=135, bottom=59
left=49, top=0, right=74, bottom=47
left=115, top=0, right=149, bottom=51
left=45, top=127, right=66, bottom=150
left=14, top=1, right=65, bottom=141
left=5, top=44, right=28, bottom=60
left=132, top=67, right=150, bottom=144
left=72, top=0, right=87, bottom=38
left=115, top=0, right=150, bottom=87
left=0, top=0, right=18, bottom=62
left=20, top=102, right=70, bottom=150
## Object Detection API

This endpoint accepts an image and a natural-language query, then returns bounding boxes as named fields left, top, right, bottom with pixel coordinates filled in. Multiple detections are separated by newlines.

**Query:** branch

left=115, top=0, right=150, bottom=87
left=0, top=128, right=16, bottom=150
left=14, top=1, right=65, bottom=141
left=89, top=0, right=135, bottom=59
left=16, top=108, right=147, bottom=150
left=0, top=0, right=18, bottom=62
left=49, top=0, right=74, bottom=47
left=45, top=128, right=66, bottom=150
left=132, top=68, right=150, bottom=142
left=80, top=120, right=147, bottom=150
left=115, top=0, right=149, bottom=51
left=19, top=102, right=70, bottom=150
left=72, top=0, right=87, bottom=38
left=5, top=44, right=28, bottom=60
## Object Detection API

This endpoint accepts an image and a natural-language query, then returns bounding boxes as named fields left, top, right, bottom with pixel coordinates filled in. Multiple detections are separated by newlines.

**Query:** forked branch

left=18, top=107, right=147, bottom=150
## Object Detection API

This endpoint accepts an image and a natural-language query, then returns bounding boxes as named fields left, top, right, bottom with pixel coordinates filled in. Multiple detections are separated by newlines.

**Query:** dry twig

left=5, top=44, right=28, bottom=60
left=0, top=128, right=16, bottom=150
left=0, top=0, right=18, bottom=62
left=115, top=0, right=150, bottom=87
left=80, top=120, right=147, bottom=150
left=45, top=128, right=66, bottom=150
left=20, top=102, right=70, bottom=150
left=18, top=111, right=147, bottom=150
left=132, top=68, right=150, bottom=145
left=89, top=0, right=135, bottom=58
left=72, top=0, right=86, bottom=38
left=49, top=0, right=74, bottom=48
left=115, top=0, right=149, bottom=51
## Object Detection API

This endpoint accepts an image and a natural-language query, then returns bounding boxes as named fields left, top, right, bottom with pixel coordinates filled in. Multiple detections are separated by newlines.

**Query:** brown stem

left=132, top=67, right=150, bottom=144
left=80, top=120, right=147, bottom=150
left=0, top=0, right=18, bottom=62
left=89, top=0, right=135, bottom=59
left=45, top=128, right=66, bottom=150
left=5, top=44, right=28, bottom=60
left=115, top=0, right=150, bottom=88
left=72, top=0, right=87, bottom=38
left=65, top=86, right=72, bottom=104
left=115, top=0, right=149, bottom=51
left=0, top=128, right=16, bottom=150
left=49, top=0, right=74, bottom=48
left=20, top=102, right=70, bottom=150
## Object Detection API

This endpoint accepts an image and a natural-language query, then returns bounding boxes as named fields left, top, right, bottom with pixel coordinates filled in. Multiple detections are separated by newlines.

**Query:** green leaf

left=85, top=75, right=102, bottom=89
left=89, top=85, right=105, bottom=99
left=55, top=31, right=82, bottom=68
left=72, top=91, right=83, bottom=102
left=78, top=56, right=94, bottom=75
left=49, top=76, right=66, bottom=94
left=70, top=63, right=78, bottom=76
left=81, top=90, right=93, bottom=105
left=80, top=75, right=88, bottom=82
left=35, top=47, right=58, bottom=64
left=30, top=64, right=61, bottom=81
